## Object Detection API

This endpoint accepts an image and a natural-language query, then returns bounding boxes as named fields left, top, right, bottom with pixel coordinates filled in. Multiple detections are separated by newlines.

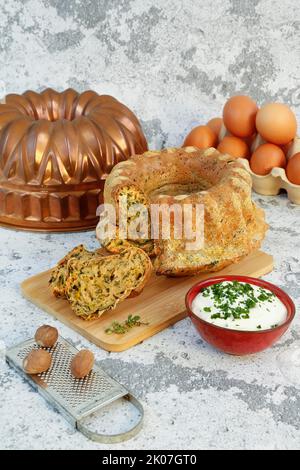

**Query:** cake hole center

left=150, top=181, right=212, bottom=198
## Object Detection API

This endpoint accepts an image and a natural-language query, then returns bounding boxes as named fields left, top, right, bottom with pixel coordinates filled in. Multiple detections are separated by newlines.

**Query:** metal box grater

left=5, top=336, right=144, bottom=443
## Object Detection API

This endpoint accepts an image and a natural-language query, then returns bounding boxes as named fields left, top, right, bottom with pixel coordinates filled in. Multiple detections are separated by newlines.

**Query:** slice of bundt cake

left=49, top=245, right=102, bottom=298
left=65, top=247, right=153, bottom=320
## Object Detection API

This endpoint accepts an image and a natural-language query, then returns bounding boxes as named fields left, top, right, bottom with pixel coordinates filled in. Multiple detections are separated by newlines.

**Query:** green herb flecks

left=201, top=281, right=275, bottom=321
left=105, top=315, right=148, bottom=335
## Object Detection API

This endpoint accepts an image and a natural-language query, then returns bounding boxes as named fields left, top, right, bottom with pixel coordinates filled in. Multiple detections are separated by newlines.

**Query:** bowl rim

left=185, top=275, right=296, bottom=335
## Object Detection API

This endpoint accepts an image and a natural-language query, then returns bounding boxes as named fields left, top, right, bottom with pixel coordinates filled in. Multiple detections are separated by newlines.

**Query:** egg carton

left=220, top=124, right=300, bottom=205
left=239, top=158, right=300, bottom=205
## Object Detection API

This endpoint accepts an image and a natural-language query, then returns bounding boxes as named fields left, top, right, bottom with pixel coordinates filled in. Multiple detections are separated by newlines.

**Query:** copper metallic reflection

left=0, top=88, right=148, bottom=231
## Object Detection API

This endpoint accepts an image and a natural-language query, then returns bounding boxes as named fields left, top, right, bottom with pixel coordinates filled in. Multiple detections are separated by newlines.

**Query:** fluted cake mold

left=0, top=88, right=148, bottom=231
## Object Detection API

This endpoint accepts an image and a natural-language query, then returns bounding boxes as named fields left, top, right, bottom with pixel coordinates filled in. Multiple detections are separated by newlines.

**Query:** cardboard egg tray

left=239, top=158, right=300, bottom=204
left=219, top=121, right=300, bottom=205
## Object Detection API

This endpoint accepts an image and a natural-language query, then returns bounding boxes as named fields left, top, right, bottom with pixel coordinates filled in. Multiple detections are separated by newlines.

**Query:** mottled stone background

left=1, top=0, right=300, bottom=450
left=0, top=0, right=299, bottom=148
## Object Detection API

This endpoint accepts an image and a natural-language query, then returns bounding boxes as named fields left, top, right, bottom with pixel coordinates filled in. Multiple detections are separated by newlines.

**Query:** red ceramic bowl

left=186, top=275, right=296, bottom=356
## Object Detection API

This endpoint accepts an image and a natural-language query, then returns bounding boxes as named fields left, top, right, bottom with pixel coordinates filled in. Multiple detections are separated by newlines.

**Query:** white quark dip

left=191, top=281, right=287, bottom=331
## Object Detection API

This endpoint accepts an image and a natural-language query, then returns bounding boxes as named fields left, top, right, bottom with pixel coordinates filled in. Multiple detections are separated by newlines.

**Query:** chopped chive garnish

left=201, top=282, right=276, bottom=322
left=203, top=307, right=212, bottom=313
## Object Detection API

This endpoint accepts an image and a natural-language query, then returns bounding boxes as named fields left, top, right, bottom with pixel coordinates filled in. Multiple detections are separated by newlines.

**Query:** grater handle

left=77, top=394, right=144, bottom=444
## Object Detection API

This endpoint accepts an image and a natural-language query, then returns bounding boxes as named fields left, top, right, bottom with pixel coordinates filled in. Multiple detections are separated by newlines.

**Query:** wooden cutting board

left=21, top=251, right=273, bottom=352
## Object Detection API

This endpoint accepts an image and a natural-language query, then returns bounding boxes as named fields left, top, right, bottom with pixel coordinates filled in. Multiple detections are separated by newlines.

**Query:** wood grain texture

left=21, top=251, right=274, bottom=352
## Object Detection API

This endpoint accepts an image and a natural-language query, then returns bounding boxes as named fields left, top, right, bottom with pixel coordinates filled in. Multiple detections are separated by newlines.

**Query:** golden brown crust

left=98, top=147, right=268, bottom=276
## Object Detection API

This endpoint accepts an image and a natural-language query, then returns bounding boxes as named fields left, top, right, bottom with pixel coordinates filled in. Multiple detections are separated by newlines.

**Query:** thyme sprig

left=105, top=315, right=148, bottom=335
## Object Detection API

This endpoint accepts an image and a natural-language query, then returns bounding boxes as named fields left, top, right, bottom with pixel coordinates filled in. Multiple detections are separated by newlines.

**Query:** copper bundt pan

left=0, top=89, right=148, bottom=232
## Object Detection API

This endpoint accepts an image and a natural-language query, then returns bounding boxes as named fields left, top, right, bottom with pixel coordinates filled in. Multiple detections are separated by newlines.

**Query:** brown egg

left=250, top=143, right=286, bottom=176
left=243, top=133, right=257, bottom=148
left=217, top=135, right=249, bottom=159
left=286, top=153, right=300, bottom=185
left=256, top=103, right=297, bottom=145
left=207, top=118, right=223, bottom=138
left=223, top=95, right=258, bottom=137
left=183, top=125, right=217, bottom=149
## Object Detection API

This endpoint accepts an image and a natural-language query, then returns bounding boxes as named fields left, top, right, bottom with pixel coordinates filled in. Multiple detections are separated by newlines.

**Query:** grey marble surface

left=0, top=0, right=299, bottom=148
left=0, top=0, right=300, bottom=451
left=0, top=193, right=300, bottom=450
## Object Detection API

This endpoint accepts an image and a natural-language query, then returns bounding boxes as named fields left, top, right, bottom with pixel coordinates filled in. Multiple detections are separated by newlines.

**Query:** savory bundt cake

left=49, top=244, right=103, bottom=298
left=0, top=88, right=147, bottom=231
left=97, top=147, right=268, bottom=276
left=65, top=246, right=153, bottom=320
